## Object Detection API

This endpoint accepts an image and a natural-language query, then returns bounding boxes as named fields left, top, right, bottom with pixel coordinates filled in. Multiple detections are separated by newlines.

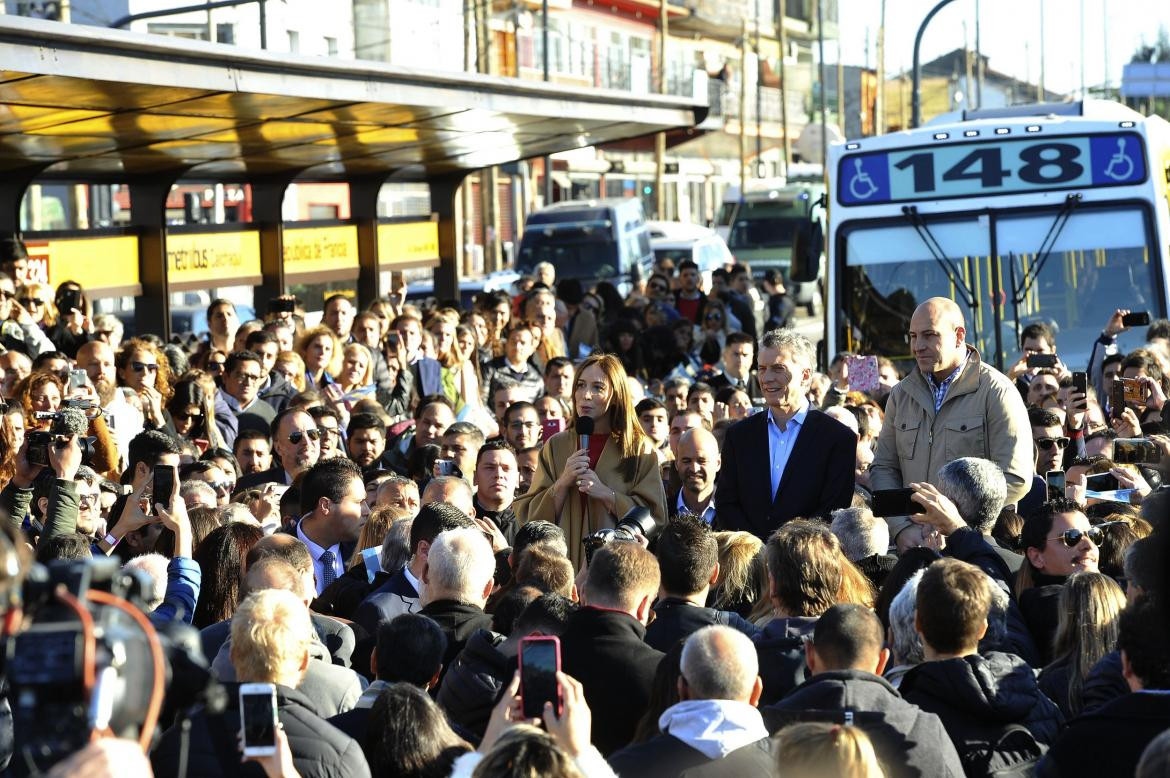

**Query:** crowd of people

left=1, top=241, right=1169, bottom=778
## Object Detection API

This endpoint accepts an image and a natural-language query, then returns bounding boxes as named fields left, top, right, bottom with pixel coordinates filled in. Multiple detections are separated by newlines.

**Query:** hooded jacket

left=752, top=615, right=817, bottom=705
left=150, top=683, right=370, bottom=778
left=899, top=652, right=1063, bottom=775
left=870, top=346, right=1034, bottom=541
left=607, top=700, right=773, bottom=778
left=436, top=628, right=511, bottom=737
left=764, top=669, right=964, bottom=778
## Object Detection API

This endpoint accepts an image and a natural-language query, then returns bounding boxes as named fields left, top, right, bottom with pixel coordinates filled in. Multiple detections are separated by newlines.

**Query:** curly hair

left=116, top=338, right=175, bottom=402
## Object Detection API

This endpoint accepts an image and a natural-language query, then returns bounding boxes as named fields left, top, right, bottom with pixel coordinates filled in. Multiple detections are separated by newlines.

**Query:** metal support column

left=251, top=174, right=297, bottom=314
left=351, top=175, right=390, bottom=308
left=0, top=164, right=50, bottom=234
left=129, top=172, right=187, bottom=340
left=432, top=172, right=471, bottom=302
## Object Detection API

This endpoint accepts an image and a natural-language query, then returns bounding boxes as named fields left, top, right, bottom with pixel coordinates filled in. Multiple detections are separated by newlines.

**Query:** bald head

left=680, top=625, right=761, bottom=703
left=677, top=427, right=721, bottom=501
left=421, top=475, right=475, bottom=519
left=909, top=296, right=968, bottom=380
left=76, top=340, right=117, bottom=403
left=241, top=556, right=302, bottom=600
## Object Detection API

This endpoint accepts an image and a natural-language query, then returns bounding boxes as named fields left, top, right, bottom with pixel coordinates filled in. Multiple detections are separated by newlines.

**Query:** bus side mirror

left=789, top=220, right=823, bottom=284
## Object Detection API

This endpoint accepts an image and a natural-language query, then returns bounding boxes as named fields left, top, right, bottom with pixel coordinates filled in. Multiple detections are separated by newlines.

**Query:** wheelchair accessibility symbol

left=1103, top=137, right=1135, bottom=181
left=848, top=158, right=879, bottom=200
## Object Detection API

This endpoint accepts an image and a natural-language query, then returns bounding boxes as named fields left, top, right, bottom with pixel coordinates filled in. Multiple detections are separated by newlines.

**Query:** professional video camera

left=2, top=557, right=224, bottom=774
left=28, top=404, right=96, bottom=467
left=582, top=506, right=660, bottom=565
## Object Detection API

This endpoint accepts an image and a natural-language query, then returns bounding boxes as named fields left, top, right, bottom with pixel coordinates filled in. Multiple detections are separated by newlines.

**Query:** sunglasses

left=209, top=480, right=234, bottom=493
left=649, top=284, right=669, bottom=292
left=706, top=314, right=723, bottom=321
left=131, top=361, right=159, bottom=374
left=0, top=291, right=13, bottom=301
left=288, top=428, right=322, bottom=445
left=19, top=298, right=43, bottom=307
left=207, top=362, right=225, bottom=372
left=1049, top=526, right=1103, bottom=548
left=172, top=410, right=203, bottom=421
left=1034, top=436, right=1070, bottom=450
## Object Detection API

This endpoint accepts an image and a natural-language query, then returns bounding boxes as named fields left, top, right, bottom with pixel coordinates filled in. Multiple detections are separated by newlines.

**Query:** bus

left=820, top=100, right=1170, bottom=372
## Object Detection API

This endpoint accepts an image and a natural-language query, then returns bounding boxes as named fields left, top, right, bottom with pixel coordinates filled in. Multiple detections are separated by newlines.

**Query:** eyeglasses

left=648, top=284, right=669, bottom=293
left=288, top=428, right=322, bottom=445
left=131, top=361, right=158, bottom=374
left=78, top=493, right=100, bottom=509
left=508, top=421, right=540, bottom=431
left=705, top=314, right=723, bottom=322
left=172, top=410, right=203, bottom=421
left=317, top=426, right=339, bottom=438
left=19, top=298, right=42, bottom=307
left=1034, top=436, right=1070, bottom=450
left=233, top=372, right=264, bottom=383
left=1049, top=527, right=1103, bottom=548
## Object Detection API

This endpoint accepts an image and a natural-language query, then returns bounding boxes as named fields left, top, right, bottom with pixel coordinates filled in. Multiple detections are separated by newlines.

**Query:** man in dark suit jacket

left=716, top=329, right=855, bottom=540
left=559, top=542, right=665, bottom=756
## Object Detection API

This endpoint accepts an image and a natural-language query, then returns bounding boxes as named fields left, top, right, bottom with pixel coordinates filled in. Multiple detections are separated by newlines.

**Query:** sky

left=837, top=0, right=1170, bottom=98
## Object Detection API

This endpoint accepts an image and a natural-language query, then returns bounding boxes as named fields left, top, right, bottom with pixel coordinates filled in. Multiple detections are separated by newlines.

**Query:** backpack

left=957, top=724, right=1044, bottom=778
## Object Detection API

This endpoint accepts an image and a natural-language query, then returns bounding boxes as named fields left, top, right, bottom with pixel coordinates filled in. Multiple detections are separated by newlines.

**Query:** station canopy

left=0, top=15, right=707, bottom=182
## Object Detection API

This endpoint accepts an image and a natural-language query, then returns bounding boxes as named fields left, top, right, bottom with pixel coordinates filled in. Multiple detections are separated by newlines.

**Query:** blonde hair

left=1051, top=571, right=1126, bottom=715
left=348, top=505, right=409, bottom=569
left=17, top=282, right=57, bottom=326
left=775, top=722, right=885, bottom=778
left=472, top=724, right=583, bottom=778
left=274, top=351, right=307, bottom=392
left=296, top=325, right=343, bottom=382
left=425, top=307, right=465, bottom=369
left=229, top=589, right=312, bottom=687
left=572, top=353, right=654, bottom=482
left=710, top=531, right=764, bottom=613
left=338, top=342, right=376, bottom=391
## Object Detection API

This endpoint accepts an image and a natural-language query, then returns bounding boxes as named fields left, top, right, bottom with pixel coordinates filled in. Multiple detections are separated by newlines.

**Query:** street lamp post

left=911, top=0, right=959, bottom=128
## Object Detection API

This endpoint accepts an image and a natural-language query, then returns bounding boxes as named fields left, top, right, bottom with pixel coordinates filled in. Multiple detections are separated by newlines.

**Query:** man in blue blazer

left=716, top=328, right=856, bottom=541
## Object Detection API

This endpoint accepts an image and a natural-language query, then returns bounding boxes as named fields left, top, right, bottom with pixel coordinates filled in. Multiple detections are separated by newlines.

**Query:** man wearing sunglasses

left=236, top=408, right=321, bottom=491
left=1017, top=407, right=1081, bottom=518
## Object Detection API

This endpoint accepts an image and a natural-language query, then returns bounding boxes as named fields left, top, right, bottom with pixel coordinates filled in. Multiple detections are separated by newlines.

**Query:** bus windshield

left=516, top=233, right=620, bottom=280
left=838, top=203, right=1161, bottom=371
left=728, top=201, right=804, bottom=250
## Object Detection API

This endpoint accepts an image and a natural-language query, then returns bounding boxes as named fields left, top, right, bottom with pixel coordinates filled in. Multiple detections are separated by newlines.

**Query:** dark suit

left=707, top=371, right=764, bottom=404
left=716, top=407, right=856, bottom=540
left=234, top=466, right=291, bottom=492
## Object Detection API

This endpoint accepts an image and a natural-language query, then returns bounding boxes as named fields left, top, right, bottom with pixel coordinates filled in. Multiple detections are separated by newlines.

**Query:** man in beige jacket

left=870, top=297, right=1034, bottom=550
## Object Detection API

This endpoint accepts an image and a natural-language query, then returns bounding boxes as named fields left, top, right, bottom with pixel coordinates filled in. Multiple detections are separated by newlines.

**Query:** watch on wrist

left=103, top=532, right=120, bottom=549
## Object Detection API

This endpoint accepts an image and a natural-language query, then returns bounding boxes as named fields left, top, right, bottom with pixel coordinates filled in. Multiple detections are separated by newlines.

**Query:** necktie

left=319, top=549, right=337, bottom=588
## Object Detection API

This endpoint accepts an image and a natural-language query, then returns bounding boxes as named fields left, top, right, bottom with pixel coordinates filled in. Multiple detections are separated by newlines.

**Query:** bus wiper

left=900, top=205, right=978, bottom=313
left=1010, top=193, right=1082, bottom=306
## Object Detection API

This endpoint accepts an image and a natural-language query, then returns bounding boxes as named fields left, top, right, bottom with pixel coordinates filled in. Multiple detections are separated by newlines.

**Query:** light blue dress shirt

left=767, top=399, right=810, bottom=501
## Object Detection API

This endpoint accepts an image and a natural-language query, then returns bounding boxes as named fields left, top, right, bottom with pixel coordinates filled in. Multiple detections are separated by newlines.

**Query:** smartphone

left=434, top=459, right=457, bottom=477
left=846, top=355, right=880, bottom=393
left=193, top=438, right=210, bottom=455
left=871, top=488, right=926, bottom=518
left=519, top=635, right=562, bottom=719
left=1122, top=311, right=1151, bottom=327
left=68, top=368, right=88, bottom=391
left=1086, top=472, right=1120, bottom=492
left=151, top=464, right=176, bottom=514
left=541, top=418, right=565, bottom=443
left=239, top=683, right=278, bottom=758
left=1026, top=353, right=1059, bottom=369
left=1110, top=382, right=1127, bottom=419
left=267, top=297, right=296, bottom=315
left=1072, top=371, right=1088, bottom=397
left=57, top=288, right=81, bottom=314
left=1113, top=438, right=1161, bottom=465
left=1045, top=469, right=1066, bottom=498
left=1118, top=376, right=1147, bottom=406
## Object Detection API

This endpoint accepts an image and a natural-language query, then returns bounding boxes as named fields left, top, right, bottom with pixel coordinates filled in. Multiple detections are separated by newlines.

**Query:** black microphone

left=575, top=415, right=594, bottom=452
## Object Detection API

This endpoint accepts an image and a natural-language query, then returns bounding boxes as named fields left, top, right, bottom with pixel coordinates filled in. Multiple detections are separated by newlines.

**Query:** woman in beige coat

left=514, top=353, right=666, bottom=569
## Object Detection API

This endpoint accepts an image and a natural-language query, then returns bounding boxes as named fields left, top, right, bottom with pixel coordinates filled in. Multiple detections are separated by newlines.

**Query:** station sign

left=284, top=225, right=359, bottom=276
left=837, top=131, right=1148, bottom=206
left=377, top=220, right=439, bottom=268
left=167, top=230, right=262, bottom=287
left=23, top=235, right=140, bottom=296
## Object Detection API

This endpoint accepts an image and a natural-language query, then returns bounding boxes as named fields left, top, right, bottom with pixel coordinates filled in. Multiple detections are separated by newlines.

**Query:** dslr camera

left=2, top=557, right=224, bottom=774
left=28, top=403, right=97, bottom=468
left=582, top=506, right=659, bottom=565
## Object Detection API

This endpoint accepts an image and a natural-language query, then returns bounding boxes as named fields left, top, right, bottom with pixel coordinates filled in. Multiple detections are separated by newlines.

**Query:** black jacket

left=480, top=357, right=544, bottom=401
left=419, top=599, right=494, bottom=685
left=764, top=670, right=964, bottom=778
left=1037, top=691, right=1170, bottom=778
left=559, top=607, right=665, bottom=756
left=643, top=597, right=760, bottom=653
left=1019, top=578, right=1065, bottom=666
left=353, top=566, right=420, bottom=637
left=313, top=565, right=392, bottom=622
left=475, top=498, right=518, bottom=546
left=715, top=409, right=856, bottom=540
left=199, top=612, right=355, bottom=670
left=855, top=553, right=899, bottom=590
left=753, top=615, right=817, bottom=706
left=1080, top=649, right=1129, bottom=713
left=150, top=683, right=370, bottom=778
left=435, top=628, right=510, bottom=737
left=899, top=652, right=1063, bottom=775
left=608, top=732, right=776, bottom=778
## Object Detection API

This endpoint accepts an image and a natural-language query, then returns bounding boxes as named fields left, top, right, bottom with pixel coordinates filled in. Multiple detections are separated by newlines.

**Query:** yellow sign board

left=23, top=235, right=140, bottom=294
left=284, top=225, right=359, bottom=275
left=167, top=231, right=261, bottom=285
left=378, top=221, right=439, bottom=267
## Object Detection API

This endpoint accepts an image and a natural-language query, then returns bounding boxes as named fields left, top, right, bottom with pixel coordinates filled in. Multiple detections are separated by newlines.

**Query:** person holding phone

left=151, top=588, right=370, bottom=777
left=514, top=353, right=666, bottom=570
left=44, top=281, right=91, bottom=358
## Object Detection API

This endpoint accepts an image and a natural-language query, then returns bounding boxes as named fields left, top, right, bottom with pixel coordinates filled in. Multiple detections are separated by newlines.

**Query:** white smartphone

left=239, top=682, right=278, bottom=758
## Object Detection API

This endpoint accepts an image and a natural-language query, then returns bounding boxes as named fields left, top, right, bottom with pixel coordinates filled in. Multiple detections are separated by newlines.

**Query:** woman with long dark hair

left=166, top=377, right=225, bottom=451
left=191, top=522, right=264, bottom=629
left=515, top=353, right=666, bottom=568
